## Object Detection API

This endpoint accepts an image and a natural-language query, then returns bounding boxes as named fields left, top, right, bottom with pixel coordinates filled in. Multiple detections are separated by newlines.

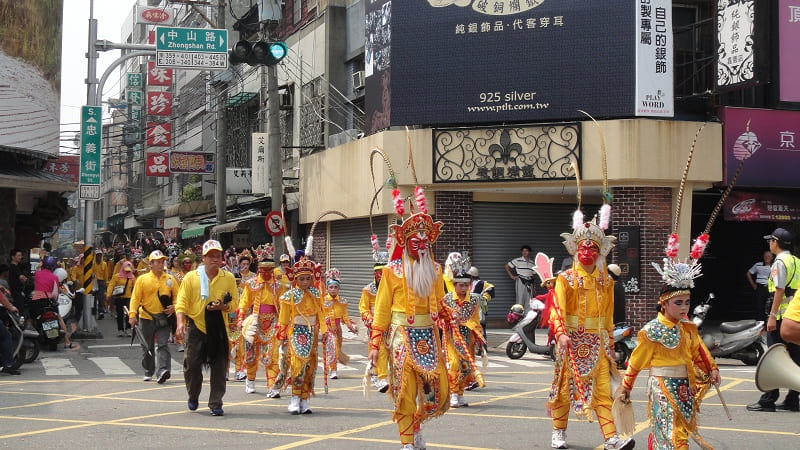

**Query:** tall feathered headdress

left=560, top=111, right=615, bottom=263
left=652, top=122, right=748, bottom=299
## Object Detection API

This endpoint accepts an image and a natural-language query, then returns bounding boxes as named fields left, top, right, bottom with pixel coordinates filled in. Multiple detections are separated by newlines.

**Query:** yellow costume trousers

left=550, top=352, right=616, bottom=439
left=389, top=325, right=449, bottom=445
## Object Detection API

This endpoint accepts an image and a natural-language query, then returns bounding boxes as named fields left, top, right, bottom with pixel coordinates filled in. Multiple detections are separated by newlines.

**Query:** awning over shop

left=211, top=217, right=263, bottom=235
left=182, top=224, right=212, bottom=239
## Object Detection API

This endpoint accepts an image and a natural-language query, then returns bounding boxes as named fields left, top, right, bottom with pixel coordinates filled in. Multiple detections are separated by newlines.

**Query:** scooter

left=612, top=322, right=636, bottom=369
left=691, top=293, right=765, bottom=365
left=505, top=299, right=555, bottom=360
left=1, top=308, right=40, bottom=366
left=33, top=299, right=64, bottom=351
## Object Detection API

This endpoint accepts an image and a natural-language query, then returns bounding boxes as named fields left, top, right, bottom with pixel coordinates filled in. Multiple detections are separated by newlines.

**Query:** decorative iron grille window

left=225, top=98, right=259, bottom=169
left=299, top=77, right=325, bottom=152
left=433, top=124, right=580, bottom=183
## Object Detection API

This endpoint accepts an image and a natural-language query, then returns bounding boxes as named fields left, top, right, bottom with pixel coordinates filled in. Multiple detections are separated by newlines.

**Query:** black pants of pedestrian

left=755, top=285, right=770, bottom=323
left=114, top=297, right=131, bottom=332
left=0, top=320, right=13, bottom=369
left=183, top=319, right=227, bottom=410
left=758, top=320, right=800, bottom=407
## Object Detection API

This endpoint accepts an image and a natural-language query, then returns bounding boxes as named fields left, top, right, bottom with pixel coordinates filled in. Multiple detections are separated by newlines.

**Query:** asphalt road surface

left=1, top=317, right=799, bottom=449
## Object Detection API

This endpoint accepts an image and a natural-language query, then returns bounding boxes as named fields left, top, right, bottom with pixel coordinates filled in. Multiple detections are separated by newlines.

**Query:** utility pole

left=78, top=0, right=101, bottom=337
left=214, top=2, right=227, bottom=228
left=266, top=22, right=284, bottom=260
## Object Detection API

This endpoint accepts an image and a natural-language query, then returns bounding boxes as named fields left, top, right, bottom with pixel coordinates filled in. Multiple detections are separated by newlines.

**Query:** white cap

left=608, top=263, right=621, bottom=278
left=467, top=266, right=479, bottom=277
left=148, top=250, right=167, bottom=261
left=202, top=239, right=223, bottom=256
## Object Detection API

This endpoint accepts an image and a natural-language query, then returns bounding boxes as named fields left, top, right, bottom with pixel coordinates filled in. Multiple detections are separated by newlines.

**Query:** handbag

left=142, top=305, right=170, bottom=328
left=112, top=279, right=129, bottom=297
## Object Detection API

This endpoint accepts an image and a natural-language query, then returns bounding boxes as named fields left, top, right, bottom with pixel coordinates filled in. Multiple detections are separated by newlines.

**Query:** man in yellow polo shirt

left=783, top=293, right=800, bottom=345
left=175, top=240, right=239, bottom=416
left=128, top=250, right=179, bottom=384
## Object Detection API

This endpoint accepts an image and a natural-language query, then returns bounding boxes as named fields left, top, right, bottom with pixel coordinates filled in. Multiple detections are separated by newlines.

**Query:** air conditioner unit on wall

left=352, top=70, right=365, bottom=90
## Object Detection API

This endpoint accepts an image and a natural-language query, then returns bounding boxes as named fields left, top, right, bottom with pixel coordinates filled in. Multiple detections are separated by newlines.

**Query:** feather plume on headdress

left=305, top=211, right=348, bottom=258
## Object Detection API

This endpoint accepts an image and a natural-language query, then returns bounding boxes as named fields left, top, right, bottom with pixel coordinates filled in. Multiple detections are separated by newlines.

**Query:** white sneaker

left=234, top=371, right=247, bottom=382
left=456, top=394, right=468, bottom=407
left=245, top=379, right=256, bottom=394
left=374, top=377, right=389, bottom=393
left=266, top=389, right=281, bottom=398
left=401, top=445, right=415, bottom=450
left=414, top=431, right=426, bottom=450
left=551, top=429, right=568, bottom=449
left=288, top=395, right=300, bottom=414
left=603, top=435, right=634, bottom=450
left=299, top=398, right=312, bottom=414
left=450, top=393, right=460, bottom=408
left=142, top=375, right=152, bottom=382
left=329, top=370, right=338, bottom=379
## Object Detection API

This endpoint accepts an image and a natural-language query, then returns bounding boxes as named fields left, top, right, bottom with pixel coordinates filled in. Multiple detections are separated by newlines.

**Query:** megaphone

left=755, top=343, right=800, bottom=392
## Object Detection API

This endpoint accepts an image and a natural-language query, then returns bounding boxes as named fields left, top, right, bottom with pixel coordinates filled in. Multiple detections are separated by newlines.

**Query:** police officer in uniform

left=747, top=228, right=800, bottom=412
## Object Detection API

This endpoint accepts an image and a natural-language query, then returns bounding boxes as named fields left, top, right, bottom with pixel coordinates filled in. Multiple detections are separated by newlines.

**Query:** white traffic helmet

left=53, top=267, right=69, bottom=283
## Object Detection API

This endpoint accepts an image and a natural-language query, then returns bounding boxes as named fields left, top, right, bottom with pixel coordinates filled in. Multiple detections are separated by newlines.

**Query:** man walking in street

left=747, top=228, right=800, bottom=412
left=505, top=245, right=536, bottom=309
left=129, top=250, right=178, bottom=384
left=175, top=240, right=239, bottom=416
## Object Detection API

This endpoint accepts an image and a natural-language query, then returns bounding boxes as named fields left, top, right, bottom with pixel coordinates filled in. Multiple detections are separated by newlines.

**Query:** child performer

left=440, top=253, right=486, bottom=408
left=621, top=235, right=721, bottom=450
left=322, top=269, right=357, bottom=380
left=275, top=259, right=328, bottom=414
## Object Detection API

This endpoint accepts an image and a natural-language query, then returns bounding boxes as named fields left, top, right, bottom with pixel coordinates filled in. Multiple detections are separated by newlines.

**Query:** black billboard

left=366, top=1, right=640, bottom=132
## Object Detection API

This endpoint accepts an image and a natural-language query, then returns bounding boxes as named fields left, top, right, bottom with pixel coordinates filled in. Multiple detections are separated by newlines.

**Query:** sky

left=60, top=0, right=138, bottom=152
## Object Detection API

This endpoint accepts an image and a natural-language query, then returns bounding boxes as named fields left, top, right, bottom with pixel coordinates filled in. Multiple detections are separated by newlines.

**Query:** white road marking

left=40, top=358, right=79, bottom=376
left=89, top=357, right=136, bottom=375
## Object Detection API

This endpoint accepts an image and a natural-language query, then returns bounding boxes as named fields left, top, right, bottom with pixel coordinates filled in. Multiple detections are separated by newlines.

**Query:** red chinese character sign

left=146, top=122, right=171, bottom=147
left=145, top=152, right=170, bottom=177
left=147, top=91, right=172, bottom=116
left=147, top=61, right=172, bottom=86
left=43, top=155, right=80, bottom=183
left=265, top=211, right=285, bottom=237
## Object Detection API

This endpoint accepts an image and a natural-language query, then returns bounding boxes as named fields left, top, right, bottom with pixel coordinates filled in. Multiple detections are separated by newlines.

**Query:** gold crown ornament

left=390, top=212, right=443, bottom=249
left=252, top=244, right=275, bottom=267
left=288, top=258, right=322, bottom=283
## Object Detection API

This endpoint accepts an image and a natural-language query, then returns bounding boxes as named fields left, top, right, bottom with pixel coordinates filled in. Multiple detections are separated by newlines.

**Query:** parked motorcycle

left=505, top=300, right=555, bottom=360
left=691, top=293, right=765, bottom=365
left=1, top=308, right=40, bottom=366
left=612, top=322, right=636, bottom=369
left=33, top=299, right=64, bottom=351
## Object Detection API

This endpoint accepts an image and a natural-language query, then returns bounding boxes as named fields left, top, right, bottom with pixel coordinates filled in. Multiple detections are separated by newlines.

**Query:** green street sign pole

left=79, top=105, right=102, bottom=199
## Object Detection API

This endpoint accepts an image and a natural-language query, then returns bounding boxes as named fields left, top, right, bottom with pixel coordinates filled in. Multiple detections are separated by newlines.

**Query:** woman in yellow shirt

left=106, top=261, right=136, bottom=336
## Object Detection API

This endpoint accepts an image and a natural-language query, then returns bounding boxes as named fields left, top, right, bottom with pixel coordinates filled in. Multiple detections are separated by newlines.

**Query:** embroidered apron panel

left=569, top=329, right=601, bottom=377
left=227, top=311, right=241, bottom=341
left=291, top=324, right=315, bottom=360
left=404, top=326, right=439, bottom=373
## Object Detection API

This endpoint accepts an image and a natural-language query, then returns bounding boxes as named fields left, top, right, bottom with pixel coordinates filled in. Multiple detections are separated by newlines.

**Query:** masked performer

left=547, top=208, right=633, bottom=450
left=369, top=209, right=449, bottom=450
left=238, top=244, right=286, bottom=397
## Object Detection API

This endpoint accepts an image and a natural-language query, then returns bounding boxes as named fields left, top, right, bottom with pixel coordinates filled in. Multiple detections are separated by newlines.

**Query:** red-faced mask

left=407, top=234, right=429, bottom=261
left=576, top=240, right=600, bottom=266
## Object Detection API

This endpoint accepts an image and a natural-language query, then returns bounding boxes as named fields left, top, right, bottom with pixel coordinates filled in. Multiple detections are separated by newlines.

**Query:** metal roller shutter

left=329, top=215, right=389, bottom=319
left=472, top=202, right=598, bottom=322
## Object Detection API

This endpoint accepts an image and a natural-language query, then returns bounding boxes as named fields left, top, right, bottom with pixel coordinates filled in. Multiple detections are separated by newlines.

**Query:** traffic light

left=229, top=40, right=288, bottom=66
